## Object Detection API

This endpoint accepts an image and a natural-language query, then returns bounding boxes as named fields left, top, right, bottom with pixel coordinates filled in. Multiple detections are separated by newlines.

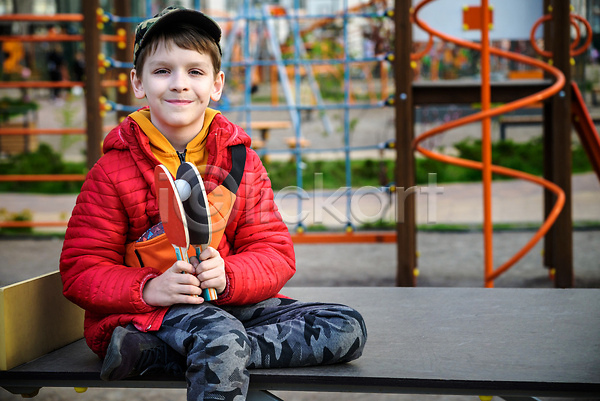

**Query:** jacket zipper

left=176, top=149, right=187, bottom=164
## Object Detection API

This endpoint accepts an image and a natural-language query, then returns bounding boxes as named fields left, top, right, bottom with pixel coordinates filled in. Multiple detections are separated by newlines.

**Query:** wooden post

left=115, top=1, right=132, bottom=121
left=394, top=0, right=416, bottom=287
left=546, top=0, right=574, bottom=287
left=83, top=0, right=102, bottom=169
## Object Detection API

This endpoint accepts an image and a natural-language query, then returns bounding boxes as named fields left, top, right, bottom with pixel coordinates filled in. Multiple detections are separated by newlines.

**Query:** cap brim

left=145, top=9, right=221, bottom=52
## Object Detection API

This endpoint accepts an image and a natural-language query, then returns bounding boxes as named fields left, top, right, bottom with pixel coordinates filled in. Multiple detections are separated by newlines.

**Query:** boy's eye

left=189, top=69, right=203, bottom=76
left=154, top=69, right=169, bottom=75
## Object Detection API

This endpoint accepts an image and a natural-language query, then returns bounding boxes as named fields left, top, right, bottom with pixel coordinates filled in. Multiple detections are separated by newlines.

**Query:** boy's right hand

left=142, top=260, right=204, bottom=306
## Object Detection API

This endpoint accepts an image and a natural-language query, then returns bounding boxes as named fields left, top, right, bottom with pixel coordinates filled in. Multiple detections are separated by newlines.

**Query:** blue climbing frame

left=101, top=0, right=395, bottom=232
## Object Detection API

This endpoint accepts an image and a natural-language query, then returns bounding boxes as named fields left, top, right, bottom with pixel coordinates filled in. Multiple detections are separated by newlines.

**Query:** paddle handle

left=195, top=246, right=218, bottom=301
left=172, top=245, right=200, bottom=298
left=173, top=245, right=187, bottom=261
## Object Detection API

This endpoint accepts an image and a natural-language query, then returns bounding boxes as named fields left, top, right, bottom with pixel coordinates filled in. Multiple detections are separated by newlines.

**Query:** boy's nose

left=170, top=71, right=189, bottom=92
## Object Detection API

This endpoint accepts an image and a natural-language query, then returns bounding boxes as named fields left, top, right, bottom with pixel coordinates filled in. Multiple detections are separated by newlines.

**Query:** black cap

left=133, top=6, right=222, bottom=66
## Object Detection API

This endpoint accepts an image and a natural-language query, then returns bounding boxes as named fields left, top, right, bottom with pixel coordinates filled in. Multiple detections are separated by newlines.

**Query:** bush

left=266, top=137, right=593, bottom=190
left=0, top=208, right=33, bottom=234
left=0, top=137, right=592, bottom=194
left=0, top=97, right=38, bottom=122
left=416, top=137, right=592, bottom=184
left=0, top=144, right=86, bottom=193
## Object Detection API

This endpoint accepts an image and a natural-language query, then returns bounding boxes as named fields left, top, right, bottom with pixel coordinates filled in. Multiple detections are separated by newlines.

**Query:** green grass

left=1, top=135, right=595, bottom=238
left=6, top=219, right=599, bottom=239
left=414, top=137, right=593, bottom=185
left=266, top=137, right=594, bottom=190
left=311, top=220, right=600, bottom=233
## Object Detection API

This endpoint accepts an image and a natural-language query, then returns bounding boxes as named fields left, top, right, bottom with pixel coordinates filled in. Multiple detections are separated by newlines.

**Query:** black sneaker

left=100, top=324, right=185, bottom=381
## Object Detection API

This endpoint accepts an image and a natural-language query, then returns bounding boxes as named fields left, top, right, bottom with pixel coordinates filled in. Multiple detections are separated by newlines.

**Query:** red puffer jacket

left=60, top=111, right=295, bottom=358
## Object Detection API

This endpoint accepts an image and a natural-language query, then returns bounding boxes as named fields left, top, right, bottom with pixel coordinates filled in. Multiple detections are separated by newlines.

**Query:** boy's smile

left=130, top=42, right=224, bottom=151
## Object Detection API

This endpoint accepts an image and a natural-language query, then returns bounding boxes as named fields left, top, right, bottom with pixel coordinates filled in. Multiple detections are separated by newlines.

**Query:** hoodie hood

left=103, top=107, right=251, bottom=156
left=102, top=107, right=252, bottom=194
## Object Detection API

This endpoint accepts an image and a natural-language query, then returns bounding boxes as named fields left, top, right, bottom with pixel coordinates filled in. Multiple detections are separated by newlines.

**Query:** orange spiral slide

left=411, top=0, right=569, bottom=287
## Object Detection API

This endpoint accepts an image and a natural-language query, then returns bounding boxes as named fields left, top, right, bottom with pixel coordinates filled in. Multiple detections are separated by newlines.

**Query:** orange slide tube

left=411, top=0, right=566, bottom=287
left=530, top=13, right=592, bottom=58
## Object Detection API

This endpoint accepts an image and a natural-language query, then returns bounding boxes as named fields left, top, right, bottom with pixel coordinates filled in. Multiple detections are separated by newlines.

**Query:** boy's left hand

left=191, top=247, right=226, bottom=295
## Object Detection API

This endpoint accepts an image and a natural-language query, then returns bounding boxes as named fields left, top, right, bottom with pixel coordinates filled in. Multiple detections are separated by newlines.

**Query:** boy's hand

left=191, top=247, right=226, bottom=295
left=142, top=260, right=204, bottom=306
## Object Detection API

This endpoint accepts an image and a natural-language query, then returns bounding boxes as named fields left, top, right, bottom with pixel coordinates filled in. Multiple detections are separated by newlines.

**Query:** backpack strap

left=221, top=144, right=246, bottom=194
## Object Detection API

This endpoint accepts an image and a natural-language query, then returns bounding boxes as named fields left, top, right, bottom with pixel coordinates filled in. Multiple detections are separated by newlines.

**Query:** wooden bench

left=237, top=120, right=292, bottom=149
left=1, top=272, right=599, bottom=400
left=497, top=114, right=544, bottom=141
left=498, top=113, right=600, bottom=141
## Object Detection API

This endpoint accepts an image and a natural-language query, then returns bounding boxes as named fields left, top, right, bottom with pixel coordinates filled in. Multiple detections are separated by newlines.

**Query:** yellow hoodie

left=129, top=108, right=221, bottom=176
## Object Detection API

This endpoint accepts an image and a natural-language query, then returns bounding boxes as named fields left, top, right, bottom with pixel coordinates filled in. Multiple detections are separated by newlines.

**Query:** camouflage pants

left=156, top=297, right=367, bottom=401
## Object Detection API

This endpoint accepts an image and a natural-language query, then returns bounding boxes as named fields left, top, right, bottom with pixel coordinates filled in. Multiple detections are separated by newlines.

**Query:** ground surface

left=1, top=84, right=600, bottom=400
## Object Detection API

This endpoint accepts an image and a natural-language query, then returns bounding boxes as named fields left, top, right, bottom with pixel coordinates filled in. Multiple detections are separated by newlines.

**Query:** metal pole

left=343, top=0, right=352, bottom=231
left=480, top=0, right=493, bottom=287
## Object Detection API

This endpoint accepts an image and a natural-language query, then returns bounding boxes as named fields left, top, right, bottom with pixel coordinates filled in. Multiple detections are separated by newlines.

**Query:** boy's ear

left=210, top=71, right=225, bottom=102
left=130, top=69, right=146, bottom=99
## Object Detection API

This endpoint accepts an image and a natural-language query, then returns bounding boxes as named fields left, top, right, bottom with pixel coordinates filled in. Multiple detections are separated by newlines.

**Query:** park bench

left=237, top=120, right=292, bottom=150
left=498, top=113, right=600, bottom=140
left=1, top=272, right=599, bottom=400
left=497, top=114, right=544, bottom=141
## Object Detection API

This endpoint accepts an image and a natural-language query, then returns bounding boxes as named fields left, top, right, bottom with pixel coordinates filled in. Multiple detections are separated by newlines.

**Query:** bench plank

left=0, top=271, right=84, bottom=370
left=1, top=287, right=599, bottom=398
left=238, top=121, right=292, bottom=131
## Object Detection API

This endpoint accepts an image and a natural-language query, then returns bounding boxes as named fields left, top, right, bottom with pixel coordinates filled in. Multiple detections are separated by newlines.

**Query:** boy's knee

left=203, top=321, right=251, bottom=365
left=323, top=305, right=368, bottom=363
left=339, top=306, right=367, bottom=333
left=320, top=304, right=367, bottom=337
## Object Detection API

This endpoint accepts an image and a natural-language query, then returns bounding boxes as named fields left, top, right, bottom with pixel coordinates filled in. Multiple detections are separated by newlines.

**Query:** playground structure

left=394, top=0, right=600, bottom=289
left=409, top=0, right=599, bottom=288
left=0, top=0, right=396, bottom=228
left=0, top=0, right=599, bottom=288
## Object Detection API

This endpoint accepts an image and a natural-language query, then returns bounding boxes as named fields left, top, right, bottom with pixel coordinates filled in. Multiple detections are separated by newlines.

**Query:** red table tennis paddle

left=154, top=164, right=204, bottom=299
left=154, top=165, right=189, bottom=262
left=176, top=162, right=217, bottom=301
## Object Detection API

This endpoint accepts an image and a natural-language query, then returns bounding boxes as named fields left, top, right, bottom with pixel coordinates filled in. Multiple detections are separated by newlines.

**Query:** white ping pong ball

left=174, top=179, right=192, bottom=201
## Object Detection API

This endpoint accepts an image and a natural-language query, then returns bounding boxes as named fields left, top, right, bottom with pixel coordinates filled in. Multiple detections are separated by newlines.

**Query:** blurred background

left=1, top=0, right=600, bottom=400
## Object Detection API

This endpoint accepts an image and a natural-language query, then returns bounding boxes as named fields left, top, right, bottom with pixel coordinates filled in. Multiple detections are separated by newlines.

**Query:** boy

left=60, top=6, right=367, bottom=401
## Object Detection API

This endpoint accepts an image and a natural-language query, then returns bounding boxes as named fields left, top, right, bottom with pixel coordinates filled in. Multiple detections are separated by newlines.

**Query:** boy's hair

left=133, top=6, right=222, bottom=77
left=135, top=23, right=222, bottom=78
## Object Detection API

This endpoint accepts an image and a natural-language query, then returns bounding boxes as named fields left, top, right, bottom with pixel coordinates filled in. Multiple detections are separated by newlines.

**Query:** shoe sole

left=99, top=326, right=128, bottom=381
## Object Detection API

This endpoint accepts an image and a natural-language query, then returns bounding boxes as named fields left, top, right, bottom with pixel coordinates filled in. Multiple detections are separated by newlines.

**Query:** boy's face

left=130, top=41, right=224, bottom=142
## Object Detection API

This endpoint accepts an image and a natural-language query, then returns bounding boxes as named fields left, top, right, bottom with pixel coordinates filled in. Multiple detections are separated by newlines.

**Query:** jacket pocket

left=125, top=232, right=193, bottom=272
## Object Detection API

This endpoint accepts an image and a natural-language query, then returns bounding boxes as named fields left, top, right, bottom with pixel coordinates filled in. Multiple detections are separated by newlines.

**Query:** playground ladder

left=261, top=5, right=333, bottom=137
left=261, top=6, right=300, bottom=132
